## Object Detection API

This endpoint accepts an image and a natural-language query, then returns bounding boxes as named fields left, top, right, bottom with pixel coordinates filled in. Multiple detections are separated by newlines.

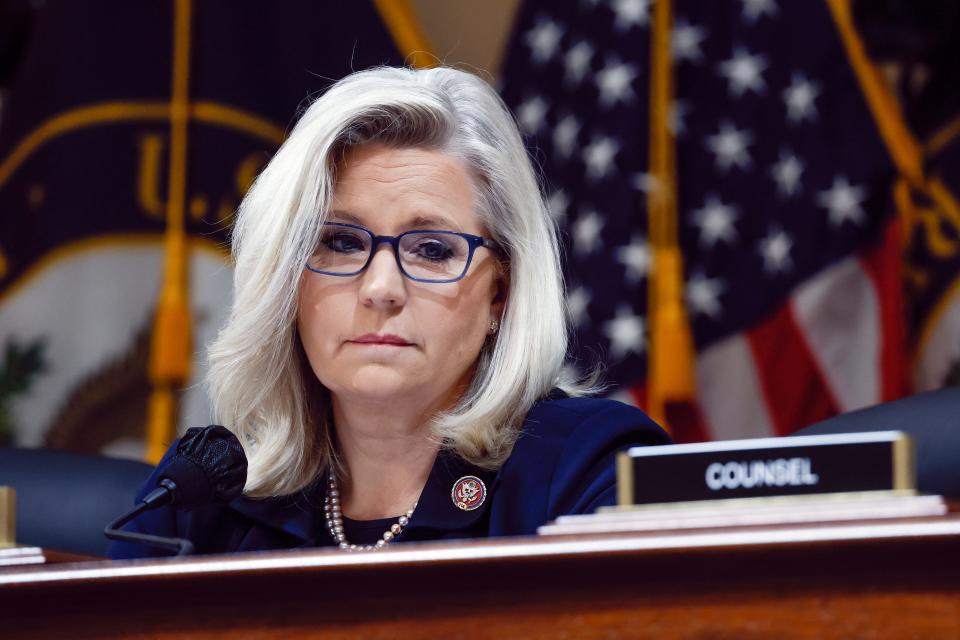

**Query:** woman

left=110, top=66, right=668, bottom=558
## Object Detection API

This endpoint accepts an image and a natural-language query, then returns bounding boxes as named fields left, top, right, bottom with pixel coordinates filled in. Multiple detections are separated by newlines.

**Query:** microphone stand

left=103, top=425, right=247, bottom=557
left=104, top=483, right=195, bottom=556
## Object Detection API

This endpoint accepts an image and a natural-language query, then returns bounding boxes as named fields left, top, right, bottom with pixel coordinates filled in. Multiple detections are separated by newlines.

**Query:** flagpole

left=647, top=0, right=696, bottom=429
left=145, top=0, right=193, bottom=464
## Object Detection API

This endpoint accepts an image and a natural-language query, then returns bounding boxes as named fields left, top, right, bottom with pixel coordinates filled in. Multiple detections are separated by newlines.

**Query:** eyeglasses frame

left=305, top=221, right=500, bottom=284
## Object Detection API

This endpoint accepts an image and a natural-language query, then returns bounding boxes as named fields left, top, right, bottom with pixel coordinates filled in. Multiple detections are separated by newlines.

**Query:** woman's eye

left=413, top=239, right=454, bottom=261
left=323, top=232, right=366, bottom=253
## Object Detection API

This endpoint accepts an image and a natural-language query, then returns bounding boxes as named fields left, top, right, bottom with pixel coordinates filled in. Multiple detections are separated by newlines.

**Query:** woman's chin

left=333, top=367, right=427, bottom=402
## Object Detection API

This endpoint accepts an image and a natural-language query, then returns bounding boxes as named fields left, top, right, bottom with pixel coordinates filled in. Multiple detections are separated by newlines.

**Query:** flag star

left=740, top=0, right=779, bottom=23
left=771, top=151, right=804, bottom=197
left=611, top=0, right=651, bottom=31
left=717, top=47, right=768, bottom=97
left=516, top=95, right=549, bottom=135
left=686, top=273, right=726, bottom=318
left=572, top=209, right=606, bottom=255
left=672, top=20, right=707, bottom=64
left=582, top=136, right=621, bottom=180
left=564, top=40, right=595, bottom=86
left=705, top=122, right=754, bottom=172
left=525, top=17, right=565, bottom=64
left=546, top=189, right=570, bottom=224
left=596, top=58, right=639, bottom=108
left=817, top=176, right=868, bottom=227
left=783, top=73, right=820, bottom=124
left=566, top=285, right=592, bottom=327
left=691, top=194, right=740, bottom=247
left=553, top=114, right=581, bottom=159
left=669, top=100, right=691, bottom=136
left=604, top=306, right=646, bottom=359
left=616, top=235, right=651, bottom=283
left=758, top=228, right=793, bottom=273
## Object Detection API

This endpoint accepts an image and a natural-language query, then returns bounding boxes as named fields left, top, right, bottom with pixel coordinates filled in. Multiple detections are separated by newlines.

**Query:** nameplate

left=0, top=487, right=14, bottom=547
left=617, top=431, right=914, bottom=505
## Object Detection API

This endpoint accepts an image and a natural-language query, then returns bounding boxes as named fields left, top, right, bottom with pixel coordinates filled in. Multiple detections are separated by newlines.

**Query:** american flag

left=498, top=0, right=909, bottom=441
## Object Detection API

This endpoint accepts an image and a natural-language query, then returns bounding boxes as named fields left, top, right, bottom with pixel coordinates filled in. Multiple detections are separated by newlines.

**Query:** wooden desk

left=2, top=517, right=960, bottom=639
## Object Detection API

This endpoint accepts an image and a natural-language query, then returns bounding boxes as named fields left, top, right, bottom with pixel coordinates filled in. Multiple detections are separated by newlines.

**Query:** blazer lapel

left=222, top=449, right=497, bottom=547
left=225, top=481, right=324, bottom=546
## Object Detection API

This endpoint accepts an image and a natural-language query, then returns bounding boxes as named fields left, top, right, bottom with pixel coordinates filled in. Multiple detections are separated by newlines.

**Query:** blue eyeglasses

left=306, top=222, right=500, bottom=284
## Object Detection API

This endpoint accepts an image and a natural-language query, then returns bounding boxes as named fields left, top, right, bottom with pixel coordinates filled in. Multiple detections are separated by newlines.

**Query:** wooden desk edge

left=2, top=514, right=960, bottom=588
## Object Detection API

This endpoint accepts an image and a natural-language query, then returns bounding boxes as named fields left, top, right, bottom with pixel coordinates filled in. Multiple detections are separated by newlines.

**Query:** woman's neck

left=332, top=395, right=442, bottom=520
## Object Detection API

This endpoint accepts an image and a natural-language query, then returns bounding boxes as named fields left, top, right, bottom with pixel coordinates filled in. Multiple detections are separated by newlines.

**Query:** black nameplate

left=618, top=431, right=914, bottom=505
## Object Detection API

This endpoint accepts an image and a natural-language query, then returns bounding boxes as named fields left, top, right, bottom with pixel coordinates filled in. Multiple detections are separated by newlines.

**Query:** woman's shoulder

left=505, top=390, right=670, bottom=485
left=519, top=392, right=668, bottom=444
left=490, top=392, right=669, bottom=528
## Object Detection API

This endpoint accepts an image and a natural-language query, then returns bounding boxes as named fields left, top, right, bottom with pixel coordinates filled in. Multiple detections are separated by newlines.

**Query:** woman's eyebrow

left=327, top=210, right=364, bottom=225
left=408, top=214, right=460, bottom=230
left=327, top=210, right=462, bottom=231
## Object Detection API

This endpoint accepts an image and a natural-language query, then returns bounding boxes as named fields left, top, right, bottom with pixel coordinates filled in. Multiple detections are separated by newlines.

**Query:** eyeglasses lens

left=399, top=232, right=469, bottom=280
left=310, top=227, right=371, bottom=273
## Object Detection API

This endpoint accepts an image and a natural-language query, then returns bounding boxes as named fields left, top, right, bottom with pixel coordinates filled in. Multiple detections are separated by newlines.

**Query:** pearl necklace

left=323, top=470, right=417, bottom=551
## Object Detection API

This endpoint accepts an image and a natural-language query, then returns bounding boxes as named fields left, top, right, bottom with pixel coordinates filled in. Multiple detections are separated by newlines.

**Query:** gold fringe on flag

left=146, top=0, right=193, bottom=464
left=373, top=0, right=436, bottom=68
left=647, top=0, right=696, bottom=429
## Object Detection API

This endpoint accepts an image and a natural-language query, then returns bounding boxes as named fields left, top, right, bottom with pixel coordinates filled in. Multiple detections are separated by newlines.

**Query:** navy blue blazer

left=108, top=395, right=668, bottom=559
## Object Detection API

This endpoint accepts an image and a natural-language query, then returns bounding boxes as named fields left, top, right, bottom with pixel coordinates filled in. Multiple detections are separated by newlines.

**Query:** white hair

left=207, top=66, right=590, bottom=497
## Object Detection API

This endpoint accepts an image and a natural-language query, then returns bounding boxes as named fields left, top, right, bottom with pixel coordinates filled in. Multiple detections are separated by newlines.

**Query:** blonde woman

left=111, top=66, right=667, bottom=557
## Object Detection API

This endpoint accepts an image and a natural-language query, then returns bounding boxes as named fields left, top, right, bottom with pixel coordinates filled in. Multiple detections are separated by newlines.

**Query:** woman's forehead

left=333, top=145, right=472, bottom=191
left=330, top=145, right=483, bottom=233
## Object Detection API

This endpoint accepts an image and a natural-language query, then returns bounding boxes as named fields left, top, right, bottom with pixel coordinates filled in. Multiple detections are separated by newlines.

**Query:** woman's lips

left=349, top=333, right=414, bottom=346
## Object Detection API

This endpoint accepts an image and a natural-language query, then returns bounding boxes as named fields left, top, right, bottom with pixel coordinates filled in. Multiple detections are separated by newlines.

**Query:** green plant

left=0, top=338, right=48, bottom=446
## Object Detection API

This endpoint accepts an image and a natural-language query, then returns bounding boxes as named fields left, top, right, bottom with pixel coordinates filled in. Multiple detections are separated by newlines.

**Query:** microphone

left=104, top=425, right=248, bottom=556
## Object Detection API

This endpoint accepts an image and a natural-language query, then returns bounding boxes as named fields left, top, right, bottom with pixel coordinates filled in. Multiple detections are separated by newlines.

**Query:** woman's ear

left=490, top=265, right=509, bottom=319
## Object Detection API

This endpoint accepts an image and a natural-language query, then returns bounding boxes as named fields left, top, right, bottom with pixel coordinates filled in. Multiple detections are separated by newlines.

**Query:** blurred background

left=1, top=0, right=958, bottom=463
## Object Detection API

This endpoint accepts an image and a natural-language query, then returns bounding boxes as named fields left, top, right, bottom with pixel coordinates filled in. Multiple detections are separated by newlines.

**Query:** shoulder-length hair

left=207, top=66, right=587, bottom=497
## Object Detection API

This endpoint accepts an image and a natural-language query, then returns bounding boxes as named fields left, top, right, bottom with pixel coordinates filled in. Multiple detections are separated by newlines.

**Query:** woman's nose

left=358, top=245, right=408, bottom=309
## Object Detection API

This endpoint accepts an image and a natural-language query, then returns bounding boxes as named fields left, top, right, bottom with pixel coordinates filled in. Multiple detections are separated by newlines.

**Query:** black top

left=340, top=516, right=400, bottom=546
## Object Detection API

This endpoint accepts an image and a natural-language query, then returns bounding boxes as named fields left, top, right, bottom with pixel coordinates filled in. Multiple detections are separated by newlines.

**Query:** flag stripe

left=620, top=384, right=711, bottom=443
left=791, top=257, right=880, bottom=412
left=859, top=219, right=908, bottom=401
left=747, top=305, right=840, bottom=435
left=696, top=334, right=777, bottom=440
left=665, top=396, right=711, bottom=443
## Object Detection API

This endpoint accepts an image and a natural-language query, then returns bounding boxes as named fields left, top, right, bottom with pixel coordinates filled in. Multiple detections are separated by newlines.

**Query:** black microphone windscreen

left=158, top=425, right=248, bottom=510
